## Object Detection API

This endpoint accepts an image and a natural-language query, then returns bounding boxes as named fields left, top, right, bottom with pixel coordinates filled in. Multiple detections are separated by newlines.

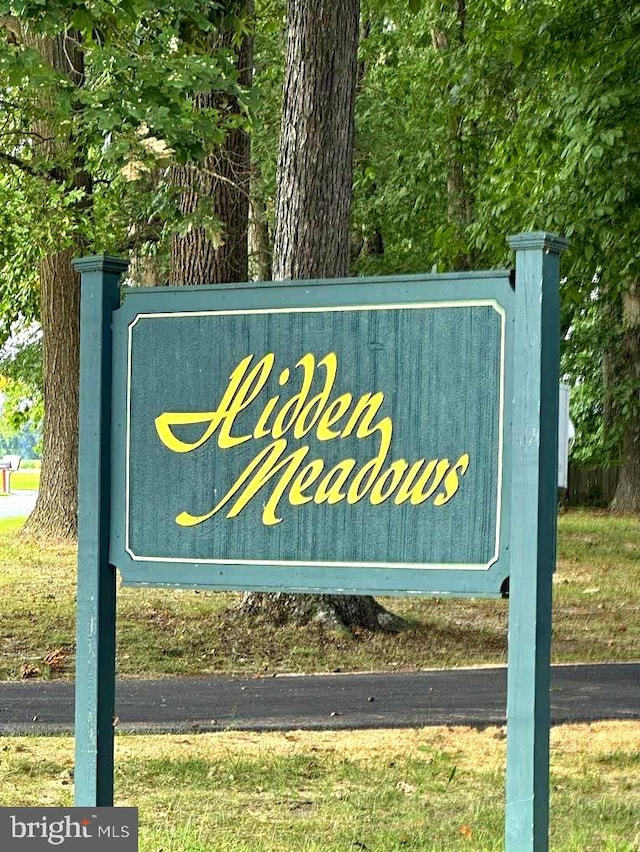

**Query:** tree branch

left=0, top=150, right=65, bottom=183
left=0, top=151, right=39, bottom=177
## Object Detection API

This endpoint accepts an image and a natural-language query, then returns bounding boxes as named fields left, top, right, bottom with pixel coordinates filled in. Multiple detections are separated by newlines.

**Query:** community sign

left=109, top=273, right=512, bottom=596
left=75, top=234, right=567, bottom=852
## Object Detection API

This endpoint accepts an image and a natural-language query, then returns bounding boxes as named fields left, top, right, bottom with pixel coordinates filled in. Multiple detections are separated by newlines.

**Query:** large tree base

left=611, top=282, right=640, bottom=515
left=22, top=246, right=81, bottom=543
left=239, top=593, right=405, bottom=633
left=20, top=493, right=77, bottom=542
left=611, top=483, right=640, bottom=515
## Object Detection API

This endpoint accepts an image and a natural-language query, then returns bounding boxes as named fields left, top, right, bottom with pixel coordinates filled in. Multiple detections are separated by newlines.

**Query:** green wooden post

left=505, top=233, right=568, bottom=850
left=73, top=255, right=128, bottom=806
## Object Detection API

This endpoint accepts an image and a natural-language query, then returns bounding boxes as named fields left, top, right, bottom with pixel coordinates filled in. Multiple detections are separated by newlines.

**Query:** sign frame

left=110, top=273, right=514, bottom=598
left=73, top=232, right=567, bottom=852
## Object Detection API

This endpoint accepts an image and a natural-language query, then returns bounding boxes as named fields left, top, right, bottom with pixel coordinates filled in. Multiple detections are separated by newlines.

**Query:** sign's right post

left=505, top=232, right=569, bottom=851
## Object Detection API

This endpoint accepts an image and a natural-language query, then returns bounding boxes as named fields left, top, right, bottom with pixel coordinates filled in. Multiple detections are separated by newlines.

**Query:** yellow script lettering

left=370, top=460, right=410, bottom=505
left=159, top=350, right=473, bottom=527
left=433, top=453, right=470, bottom=506
left=176, top=439, right=310, bottom=527
left=289, top=460, right=326, bottom=505
left=271, top=354, right=315, bottom=439
left=346, top=420, right=393, bottom=504
left=316, top=393, right=353, bottom=441
left=156, top=354, right=274, bottom=452
left=293, top=354, right=338, bottom=439
left=313, top=459, right=357, bottom=505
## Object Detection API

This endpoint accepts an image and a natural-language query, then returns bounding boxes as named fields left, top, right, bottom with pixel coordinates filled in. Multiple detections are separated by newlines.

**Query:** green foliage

left=0, top=176, right=40, bottom=331
left=249, top=0, right=285, bottom=249
left=1, top=0, right=637, bottom=475
left=0, top=323, right=43, bottom=455
left=560, top=291, right=624, bottom=464
left=352, top=1, right=638, bottom=274
left=504, top=0, right=640, bottom=466
left=349, top=0, right=639, bottom=467
left=0, top=0, right=252, bottom=269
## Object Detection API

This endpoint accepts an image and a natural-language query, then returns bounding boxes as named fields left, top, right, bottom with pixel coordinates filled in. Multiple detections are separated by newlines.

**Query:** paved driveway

left=1, top=663, right=638, bottom=735
left=0, top=491, right=38, bottom=518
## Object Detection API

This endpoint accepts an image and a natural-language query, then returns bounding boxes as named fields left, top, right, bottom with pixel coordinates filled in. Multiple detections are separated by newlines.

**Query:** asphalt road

left=1, top=663, right=637, bottom=735
left=0, top=497, right=637, bottom=734
left=0, top=491, right=37, bottom=518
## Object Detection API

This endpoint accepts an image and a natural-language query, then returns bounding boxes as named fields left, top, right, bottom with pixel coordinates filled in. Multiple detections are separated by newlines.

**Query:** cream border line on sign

left=124, top=300, right=506, bottom=571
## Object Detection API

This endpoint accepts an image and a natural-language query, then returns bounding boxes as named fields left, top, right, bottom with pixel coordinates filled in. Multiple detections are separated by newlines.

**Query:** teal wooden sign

left=73, top=232, right=568, bottom=852
left=110, top=277, right=512, bottom=596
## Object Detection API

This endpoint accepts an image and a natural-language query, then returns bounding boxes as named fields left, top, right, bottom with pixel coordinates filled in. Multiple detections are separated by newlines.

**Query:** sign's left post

left=73, top=255, right=129, bottom=806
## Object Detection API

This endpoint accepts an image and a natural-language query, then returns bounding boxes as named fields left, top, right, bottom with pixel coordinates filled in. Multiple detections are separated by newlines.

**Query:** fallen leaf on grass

left=396, top=781, right=416, bottom=794
left=43, top=648, right=66, bottom=671
left=20, top=663, right=40, bottom=679
left=459, top=824, right=473, bottom=839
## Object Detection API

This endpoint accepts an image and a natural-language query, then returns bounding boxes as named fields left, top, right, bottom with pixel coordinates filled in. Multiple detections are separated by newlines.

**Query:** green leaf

left=511, top=45, right=524, bottom=67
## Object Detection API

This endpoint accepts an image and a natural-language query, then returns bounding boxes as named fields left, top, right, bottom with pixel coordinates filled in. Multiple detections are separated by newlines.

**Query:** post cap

left=507, top=232, right=569, bottom=255
left=73, top=255, right=129, bottom=275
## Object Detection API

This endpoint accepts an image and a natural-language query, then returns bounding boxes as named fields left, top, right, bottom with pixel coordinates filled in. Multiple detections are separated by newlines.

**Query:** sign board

left=73, top=232, right=568, bottom=852
left=110, top=276, right=512, bottom=596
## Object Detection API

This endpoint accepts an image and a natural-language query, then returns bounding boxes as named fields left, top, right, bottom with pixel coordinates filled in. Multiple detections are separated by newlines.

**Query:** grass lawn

left=6, top=469, right=40, bottom=491
left=18, top=459, right=41, bottom=470
left=0, top=508, right=637, bottom=681
left=0, top=722, right=637, bottom=850
left=0, top=510, right=638, bottom=848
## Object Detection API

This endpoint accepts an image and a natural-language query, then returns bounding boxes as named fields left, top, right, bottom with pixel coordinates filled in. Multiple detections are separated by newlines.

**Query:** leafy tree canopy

left=0, top=0, right=251, bottom=266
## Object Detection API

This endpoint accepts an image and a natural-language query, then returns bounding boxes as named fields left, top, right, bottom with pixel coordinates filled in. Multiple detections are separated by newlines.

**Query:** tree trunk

left=129, top=252, right=166, bottom=287
left=170, top=23, right=251, bottom=285
left=433, top=0, right=472, bottom=271
left=21, top=31, right=90, bottom=540
left=611, top=280, right=640, bottom=513
left=242, top=0, right=403, bottom=632
left=240, top=591, right=404, bottom=632
left=272, top=0, right=358, bottom=281
left=21, top=249, right=80, bottom=539
left=249, top=190, right=273, bottom=281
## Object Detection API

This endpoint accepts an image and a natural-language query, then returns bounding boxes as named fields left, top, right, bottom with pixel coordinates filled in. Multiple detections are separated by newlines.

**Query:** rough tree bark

left=272, top=0, right=358, bottom=281
left=611, top=280, right=640, bottom=513
left=129, top=252, right=165, bottom=287
left=432, top=0, right=475, bottom=271
left=170, top=22, right=251, bottom=285
left=241, top=0, right=404, bottom=632
left=22, top=248, right=82, bottom=539
left=249, top=189, right=272, bottom=281
left=21, top=32, right=91, bottom=540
